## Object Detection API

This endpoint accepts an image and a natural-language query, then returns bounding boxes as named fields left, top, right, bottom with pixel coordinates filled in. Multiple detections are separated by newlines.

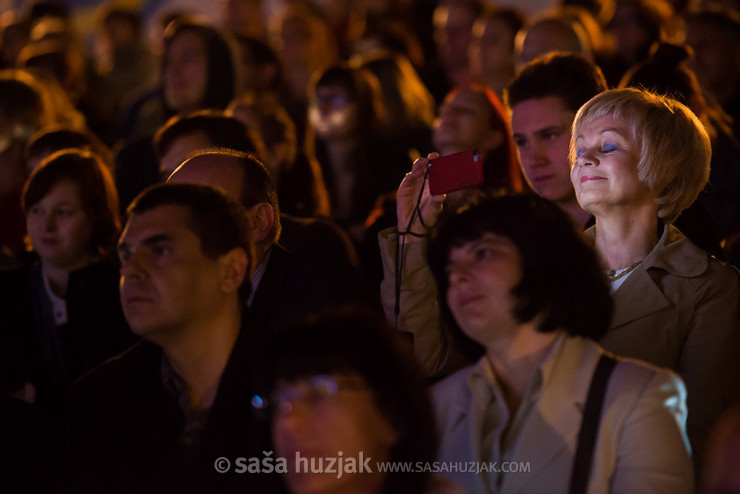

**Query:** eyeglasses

left=251, top=374, right=367, bottom=416
left=312, top=92, right=351, bottom=108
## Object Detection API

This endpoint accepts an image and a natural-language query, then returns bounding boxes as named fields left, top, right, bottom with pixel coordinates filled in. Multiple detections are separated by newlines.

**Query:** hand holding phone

left=427, top=150, right=483, bottom=195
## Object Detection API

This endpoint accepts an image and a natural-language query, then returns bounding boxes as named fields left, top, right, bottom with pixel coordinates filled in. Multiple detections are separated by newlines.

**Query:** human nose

left=575, top=147, right=598, bottom=167
left=119, top=247, right=147, bottom=280
left=447, top=261, right=473, bottom=286
left=43, top=211, right=57, bottom=231
left=526, top=140, right=547, bottom=168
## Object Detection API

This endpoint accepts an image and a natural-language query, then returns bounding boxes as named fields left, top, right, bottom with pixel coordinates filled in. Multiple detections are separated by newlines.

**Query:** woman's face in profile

left=571, top=114, right=654, bottom=214
left=26, top=179, right=95, bottom=270
left=163, top=30, right=209, bottom=112
left=271, top=373, right=397, bottom=494
left=433, top=89, right=501, bottom=156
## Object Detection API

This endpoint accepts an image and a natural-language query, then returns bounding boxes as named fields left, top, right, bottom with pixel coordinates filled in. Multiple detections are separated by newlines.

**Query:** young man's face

left=511, top=96, right=577, bottom=204
left=117, top=204, right=230, bottom=344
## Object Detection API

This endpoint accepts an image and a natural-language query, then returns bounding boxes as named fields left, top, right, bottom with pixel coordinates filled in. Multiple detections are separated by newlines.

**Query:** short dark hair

left=23, top=149, right=120, bottom=257
left=0, top=69, right=49, bottom=136
left=127, top=182, right=254, bottom=266
left=504, top=52, right=607, bottom=113
left=26, top=125, right=112, bottom=166
left=153, top=110, right=265, bottom=161
left=256, top=307, right=436, bottom=494
left=428, top=193, right=613, bottom=343
left=183, top=148, right=282, bottom=244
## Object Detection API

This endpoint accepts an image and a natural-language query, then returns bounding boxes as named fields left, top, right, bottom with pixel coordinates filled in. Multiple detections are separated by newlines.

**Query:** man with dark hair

left=168, top=149, right=379, bottom=329
left=154, top=110, right=265, bottom=178
left=505, top=52, right=608, bottom=227
left=65, top=183, right=269, bottom=493
left=155, top=110, right=358, bottom=264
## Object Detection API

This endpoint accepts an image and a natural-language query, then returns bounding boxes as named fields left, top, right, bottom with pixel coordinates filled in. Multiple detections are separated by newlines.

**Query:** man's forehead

left=511, top=97, right=574, bottom=130
left=120, top=204, right=193, bottom=244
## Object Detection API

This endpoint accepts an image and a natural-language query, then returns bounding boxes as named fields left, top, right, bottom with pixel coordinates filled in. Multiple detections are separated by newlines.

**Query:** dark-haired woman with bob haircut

left=427, top=194, right=692, bottom=493
left=252, top=308, right=461, bottom=494
left=0, top=149, right=134, bottom=406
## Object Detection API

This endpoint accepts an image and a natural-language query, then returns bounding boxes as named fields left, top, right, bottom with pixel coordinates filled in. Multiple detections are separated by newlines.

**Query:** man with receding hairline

left=168, top=148, right=381, bottom=329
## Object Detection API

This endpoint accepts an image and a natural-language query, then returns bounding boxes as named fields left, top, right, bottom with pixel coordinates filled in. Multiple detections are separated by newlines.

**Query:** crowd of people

left=1, top=0, right=739, bottom=493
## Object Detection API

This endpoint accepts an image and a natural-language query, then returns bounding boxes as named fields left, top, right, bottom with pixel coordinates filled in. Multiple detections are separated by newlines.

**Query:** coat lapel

left=503, top=338, right=599, bottom=493
left=610, top=267, right=670, bottom=328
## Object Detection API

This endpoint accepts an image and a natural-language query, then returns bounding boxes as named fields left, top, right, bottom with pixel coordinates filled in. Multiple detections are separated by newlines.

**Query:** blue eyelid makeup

left=602, top=142, right=617, bottom=152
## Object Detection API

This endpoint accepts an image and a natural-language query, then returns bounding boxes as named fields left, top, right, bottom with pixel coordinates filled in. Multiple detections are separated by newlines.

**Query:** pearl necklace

left=606, top=261, right=642, bottom=282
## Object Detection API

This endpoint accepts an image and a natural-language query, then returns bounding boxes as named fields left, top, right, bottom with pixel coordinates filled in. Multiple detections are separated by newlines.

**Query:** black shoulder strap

left=569, top=354, right=618, bottom=494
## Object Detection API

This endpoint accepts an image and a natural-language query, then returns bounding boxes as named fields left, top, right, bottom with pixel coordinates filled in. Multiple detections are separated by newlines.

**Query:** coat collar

left=503, top=336, right=600, bottom=492
left=585, top=224, right=709, bottom=328
left=450, top=337, right=601, bottom=492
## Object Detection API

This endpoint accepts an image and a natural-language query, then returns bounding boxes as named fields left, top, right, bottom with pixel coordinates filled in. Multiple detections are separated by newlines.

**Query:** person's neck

left=162, top=305, right=242, bottom=413
left=594, top=208, right=660, bottom=270
left=253, top=241, right=272, bottom=268
left=485, top=324, right=560, bottom=416
left=327, top=138, right=359, bottom=171
left=43, top=256, right=98, bottom=297
left=558, top=199, right=592, bottom=229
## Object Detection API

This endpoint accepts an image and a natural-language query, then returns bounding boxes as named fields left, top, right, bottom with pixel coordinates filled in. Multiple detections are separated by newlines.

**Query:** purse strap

left=569, top=354, right=618, bottom=494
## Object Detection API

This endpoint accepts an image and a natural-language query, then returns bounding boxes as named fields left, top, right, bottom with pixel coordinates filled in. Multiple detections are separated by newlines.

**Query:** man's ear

left=248, top=202, right=275, bottom=244
left=219, top=248, right=249, bottom=294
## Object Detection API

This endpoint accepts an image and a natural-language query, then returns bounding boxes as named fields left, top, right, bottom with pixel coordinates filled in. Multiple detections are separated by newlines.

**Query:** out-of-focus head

left=25, top=125, right=112, bottom=174
left=162, top=20, right=237, bottom=113
left=1, top=11, right=30, bottom=67
left=427, top=193, right=612, bottom=352
left=234, top=34, right=280, bottom=94
left=154, top=109, right=265, bottom=177
left=228, top=95, right=298, bottom=174
left=23, top=149, right=120, bottom=263
left=0, top=69, right=56, bottom=199
left=435, top=84, right=520, bottom=191
left=221, top=0, right=266, bottom=39
left=356, top=50, right=436, bottom=134
left=256, top=308, right=436, bottom=494
left=516, top=15, right=592, bottom=67
left=308, top=63, right=384, bottom=141
left=685, top=7, right=740, bottom=99
left=98, top=5, right=142, bottom=50
left=470, top=6, right=525, bottom=80
left=267, top=3, right=337, bottom=73
left=619, top=42, right=705, bottom=117
left=433, top=0, right=484, bottom=72
left=606, top=0, right=674, bottom=65
left=434, top=85, right=507, bottom=155
left=571, top=87, right=711, bottom=223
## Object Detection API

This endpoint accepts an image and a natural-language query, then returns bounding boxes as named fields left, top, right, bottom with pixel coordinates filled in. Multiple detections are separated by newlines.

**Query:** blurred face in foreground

left=272, top=373, right=397, bottom=494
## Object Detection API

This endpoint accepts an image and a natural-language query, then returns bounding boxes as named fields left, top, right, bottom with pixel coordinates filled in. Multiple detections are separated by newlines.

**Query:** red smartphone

left=427, top=149, right=483, bottom=195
